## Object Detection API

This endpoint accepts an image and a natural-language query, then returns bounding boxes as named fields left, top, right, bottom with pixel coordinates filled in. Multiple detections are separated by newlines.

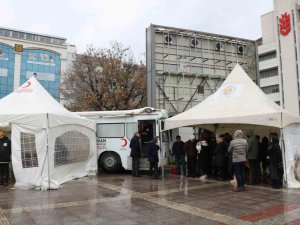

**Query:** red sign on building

left=279, top=12, right=291, bottom=36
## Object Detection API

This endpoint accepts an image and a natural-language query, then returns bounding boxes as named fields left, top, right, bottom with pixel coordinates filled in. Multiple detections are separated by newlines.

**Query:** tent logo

left=21, top=82, right=32, bottom=89
left=223, top=86, right=236, bottom=96
left=214, top=84, right=244, bottom=101
left=15, top=82, right=33, bottom=93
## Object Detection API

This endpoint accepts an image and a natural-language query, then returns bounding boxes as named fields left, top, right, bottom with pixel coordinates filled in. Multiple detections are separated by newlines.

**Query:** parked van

left=75, top=108, right=170, bottom=172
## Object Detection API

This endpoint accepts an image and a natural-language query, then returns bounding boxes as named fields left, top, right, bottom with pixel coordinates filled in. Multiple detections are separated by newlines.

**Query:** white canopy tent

left=165, top=64, right=300, bottom=188
left=0, top=77, right=97, bottom=190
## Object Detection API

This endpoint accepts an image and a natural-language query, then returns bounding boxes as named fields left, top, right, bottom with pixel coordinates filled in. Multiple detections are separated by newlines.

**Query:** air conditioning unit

left=237, top=45, right=244, bottom=54
left=215, top=42, right=222, bottom=51
left=191, top=38, right=198, bottom=48
left=164, top=34, right=172, bottom=44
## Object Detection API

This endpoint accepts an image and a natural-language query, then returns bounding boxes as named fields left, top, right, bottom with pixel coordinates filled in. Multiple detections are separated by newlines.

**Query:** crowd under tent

left=0, top=77, right=97, bottom=190
left=165, top=64, right=300, bottom=188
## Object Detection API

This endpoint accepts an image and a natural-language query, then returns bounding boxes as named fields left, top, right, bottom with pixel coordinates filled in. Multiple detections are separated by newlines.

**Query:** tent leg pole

left=46, top=113, right=50, bottom=190
left=280, top=128, right=288, bottom=187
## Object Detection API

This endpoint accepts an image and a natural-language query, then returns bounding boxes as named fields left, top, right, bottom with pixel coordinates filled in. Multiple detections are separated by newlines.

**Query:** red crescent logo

left=120, top=138, right=128, bottom=147
left=22, top=82, right=31, bottom=89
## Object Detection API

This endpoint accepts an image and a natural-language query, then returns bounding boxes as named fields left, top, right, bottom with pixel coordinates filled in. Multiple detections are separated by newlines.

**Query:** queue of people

left=170, top=130, right=284, bottom=191
left=129, top=129, right=284, bottom=191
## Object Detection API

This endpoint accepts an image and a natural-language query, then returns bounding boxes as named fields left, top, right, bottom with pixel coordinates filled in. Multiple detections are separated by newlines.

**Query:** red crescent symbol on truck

left=121, top=138, right=128, bottom=147
left=22, top=82, right=31, bottom=88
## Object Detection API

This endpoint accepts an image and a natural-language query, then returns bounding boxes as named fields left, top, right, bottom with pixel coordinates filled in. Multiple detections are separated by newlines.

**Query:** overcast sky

left=1, top=0, right=273, bottom=60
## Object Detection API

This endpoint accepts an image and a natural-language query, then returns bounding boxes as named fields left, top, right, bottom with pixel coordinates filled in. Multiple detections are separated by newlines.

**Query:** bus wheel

left=100, top=152, right=122, bottom=173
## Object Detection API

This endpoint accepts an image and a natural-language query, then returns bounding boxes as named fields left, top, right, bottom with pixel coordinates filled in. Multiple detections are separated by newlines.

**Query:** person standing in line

left=172, top=135, right=185, bottom=175
left=130, top=132, right=142, bottom=177
left=260, top=137, right=269, bottom=179
left=246, top=130, right=260, bottom=185
left=147, top=136, right=160, bottom=179
left=228, top=130, right=248, bottom=192
left=224, top=133, right=233, bottom=180
left=0, top=130, right=11, bottom=187
left=184, top=135, right=197, bottom=178
left=198, top=134, right=210, bottom=179
left=267, top=133, right=283, bottom=189
left=213, top=134, right=228, bottom=181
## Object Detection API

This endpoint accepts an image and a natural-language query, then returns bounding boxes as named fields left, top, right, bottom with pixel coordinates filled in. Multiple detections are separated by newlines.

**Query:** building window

left=19, top=32, right=25, bottom=39
left=275, top=101, right=280, bottom=106
left=26, top=34, right=33, bottom=40
left=12, top=31, right=18, bottom=38
left=40, top=36, right=46, bottom=42
left=259, top=51, right=277, bottom=61
left=260, top=67, right=278, bottom=79
left=54, top=130, right=90, bottom=167
left=3, top=30, right=10, bottom=37
left=46, top=37, right=52, bottom=44
left=20, top=132, right=39, bottom=168
left=261, top=85, right=280, bottom=94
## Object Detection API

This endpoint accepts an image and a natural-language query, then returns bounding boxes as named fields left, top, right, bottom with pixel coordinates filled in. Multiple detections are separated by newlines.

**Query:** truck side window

left=126, top=122, right=137, bottom=139
left=97, top=123, right=125, bottom=138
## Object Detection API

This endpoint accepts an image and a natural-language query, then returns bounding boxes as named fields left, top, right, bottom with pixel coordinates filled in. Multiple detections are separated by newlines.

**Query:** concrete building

left=146, top=24, right=257, bottom=116
left=258, top=0, right=300, bottom=115
left=0, top=27, right=76, bottom=101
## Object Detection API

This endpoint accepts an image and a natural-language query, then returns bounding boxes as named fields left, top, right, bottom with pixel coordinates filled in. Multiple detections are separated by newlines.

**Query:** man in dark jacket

left=130, top=132, right=142, bottom=177
left=147, top=136, right=160, bottom=179
left=213, top=134, right=228, bottom=181
left=172, top=135, right=185, bottom=175
left=184, top=135, right=197, bottom=178
left=246, top=130, right=260, bottom=185
left=0, top=130, right=11, bottom=186
left=267, top=133, right=283, bottom=189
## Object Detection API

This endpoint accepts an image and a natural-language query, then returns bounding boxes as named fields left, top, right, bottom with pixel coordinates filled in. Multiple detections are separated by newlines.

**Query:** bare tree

left=61, top=42, right=146, bottom=111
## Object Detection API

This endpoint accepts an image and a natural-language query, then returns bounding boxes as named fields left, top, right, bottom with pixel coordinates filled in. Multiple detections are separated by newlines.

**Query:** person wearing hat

left=184, top=135, right=197, bottom=178
left=0, top=130, right=11, bottom=187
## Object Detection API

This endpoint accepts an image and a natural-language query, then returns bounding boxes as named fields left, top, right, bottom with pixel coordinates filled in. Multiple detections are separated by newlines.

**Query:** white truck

left=75, top=107, right=170, bottom=173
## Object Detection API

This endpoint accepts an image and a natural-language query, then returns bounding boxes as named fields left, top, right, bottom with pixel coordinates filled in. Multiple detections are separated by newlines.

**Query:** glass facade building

left=20, top=49, right=61, bottom=101
left=0, top=27, right=72, bottom=102
left=0, top=43, right=15, bottom=99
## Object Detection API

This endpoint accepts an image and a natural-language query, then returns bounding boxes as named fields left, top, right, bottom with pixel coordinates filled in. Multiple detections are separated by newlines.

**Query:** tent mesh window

left=20, top=132, right=39, bottom=168
left=54, top=130, right=90, bottom=167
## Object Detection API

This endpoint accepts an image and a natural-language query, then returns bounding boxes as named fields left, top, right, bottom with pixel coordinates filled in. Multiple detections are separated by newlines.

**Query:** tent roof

left=75, top=107, right=168, bottom=118
left=165, top=64, right=300, bottom=130
left=0, top=77, right=95, bottom=130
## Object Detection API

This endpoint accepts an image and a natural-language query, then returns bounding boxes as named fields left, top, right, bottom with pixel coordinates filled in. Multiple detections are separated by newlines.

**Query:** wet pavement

left=0, top=174, right=300, bottom=225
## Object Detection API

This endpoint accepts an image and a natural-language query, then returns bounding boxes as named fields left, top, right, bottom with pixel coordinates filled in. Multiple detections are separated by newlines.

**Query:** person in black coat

left=197, top=134, right=210, bottom=177
left=267, top=134, right=283, bottom=189
left=212, top=134, right=228, bottom=180
left=172, top=135, right=185, bottom=175
left=224, top=133, right=233, bottom=179
left=260, top=137, right=269, bottom=179
left=0, top=130, right=11, bottom=186
left=147, top=136, right=160, bottom=179
left=130, top=132, right=142, bottom=177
